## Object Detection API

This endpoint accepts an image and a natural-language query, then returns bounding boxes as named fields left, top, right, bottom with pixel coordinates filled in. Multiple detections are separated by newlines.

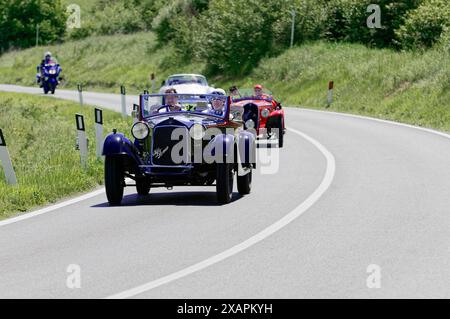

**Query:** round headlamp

left=189, top=124, right=205, bottom=140
left=245, top=119, right=255, bottom=130
left=261, top=108, right=270, bottom=118
left=131, top=122, right=150, bottom=140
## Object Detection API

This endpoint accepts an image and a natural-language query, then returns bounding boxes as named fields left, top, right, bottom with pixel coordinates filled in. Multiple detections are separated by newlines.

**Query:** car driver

left=164, top=88, right=183, bottom=112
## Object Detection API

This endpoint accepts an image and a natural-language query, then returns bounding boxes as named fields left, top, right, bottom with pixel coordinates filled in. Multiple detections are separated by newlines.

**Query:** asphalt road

left=0, top=84, right=449, bottom=298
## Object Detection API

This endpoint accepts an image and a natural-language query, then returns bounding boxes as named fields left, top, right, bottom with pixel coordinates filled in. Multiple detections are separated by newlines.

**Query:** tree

left=0, top=0, right=67, bottom=52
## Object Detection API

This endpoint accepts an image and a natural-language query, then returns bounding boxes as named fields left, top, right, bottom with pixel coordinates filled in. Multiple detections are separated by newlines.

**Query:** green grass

left=0, top=33, right=449, bottom=132
left=0, top=92, right=131, bottom=220
left=227, top=42, right=450, bottom=132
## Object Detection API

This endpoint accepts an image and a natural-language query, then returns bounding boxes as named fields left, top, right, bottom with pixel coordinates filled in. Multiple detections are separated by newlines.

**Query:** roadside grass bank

left=0, top=92, right=131, bottom=220
left=0, top=33, right=449, bottom=132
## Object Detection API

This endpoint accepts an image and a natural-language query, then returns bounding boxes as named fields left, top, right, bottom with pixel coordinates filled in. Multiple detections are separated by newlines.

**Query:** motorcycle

left=36, top=62, right=62, bottom=95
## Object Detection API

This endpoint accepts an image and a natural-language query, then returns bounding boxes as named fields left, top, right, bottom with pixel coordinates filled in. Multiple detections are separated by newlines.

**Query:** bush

left=0, top=0, right=67, bottom=52
left=396, top=0, right=450, bottom=50
left=325, top=0, right=422, bottom=48
left=193, top=0, right=286, bottom=76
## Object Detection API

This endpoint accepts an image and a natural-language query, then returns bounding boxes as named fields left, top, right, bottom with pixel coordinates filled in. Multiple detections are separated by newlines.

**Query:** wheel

left=51, top=83, right=56, bottom=94
left=105, top=156, right=125, bottom=206
left=237, top=169, right=252, bottom=195
left=216, top=163, right=234, bottom=204
left=276, top=118, right=284, bottom=148
left=43, top=82, right=49, bottom=94
left=136, top=179, right=151, bottom=196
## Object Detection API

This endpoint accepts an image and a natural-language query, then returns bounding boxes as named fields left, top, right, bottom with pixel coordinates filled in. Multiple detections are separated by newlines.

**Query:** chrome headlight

left=261, top=108, right=270, bottom=118
left=131, top=122, right=150, bottom=140
left=189, top=124, right=205, bottom=140
left=245, top=119, right=255, bottom=129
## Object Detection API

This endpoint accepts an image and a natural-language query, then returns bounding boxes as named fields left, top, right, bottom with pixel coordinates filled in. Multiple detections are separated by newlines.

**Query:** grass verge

left=0, top=92, right=131, bottom=220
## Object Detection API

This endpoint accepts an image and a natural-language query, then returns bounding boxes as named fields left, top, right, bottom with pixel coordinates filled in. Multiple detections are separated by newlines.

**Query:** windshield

left=166, top=75, right=208, bottom=86
left=141, top=94, right=229, bottom=119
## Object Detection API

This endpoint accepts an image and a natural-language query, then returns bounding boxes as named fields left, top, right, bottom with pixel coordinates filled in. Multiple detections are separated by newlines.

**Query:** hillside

left=1, top=32, right=449, bottom=131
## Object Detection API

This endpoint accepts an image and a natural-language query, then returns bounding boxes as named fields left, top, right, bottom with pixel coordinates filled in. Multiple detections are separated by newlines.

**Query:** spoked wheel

left=105, top=156, right=125, bottom=206
left=136, top=179, right=151, bottom=196
left=237, top=169, right=252, bottom=195
left=216, top=163, right=234, bottom=204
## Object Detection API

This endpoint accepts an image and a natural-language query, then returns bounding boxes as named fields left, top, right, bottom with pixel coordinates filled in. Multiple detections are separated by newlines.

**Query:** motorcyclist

left=37, top=52, right=60, bottom=87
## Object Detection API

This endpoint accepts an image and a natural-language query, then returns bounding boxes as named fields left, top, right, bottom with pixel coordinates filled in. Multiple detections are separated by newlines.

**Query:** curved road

left=0, top=84, right=449, bottom=298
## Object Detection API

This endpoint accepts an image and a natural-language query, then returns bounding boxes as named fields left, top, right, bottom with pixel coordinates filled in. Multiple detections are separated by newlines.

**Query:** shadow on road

left=91, top=191, right=243, bottom=208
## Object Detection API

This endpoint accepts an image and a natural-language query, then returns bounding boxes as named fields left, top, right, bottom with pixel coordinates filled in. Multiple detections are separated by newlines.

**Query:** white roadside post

left=327, top=81, right=334, bottom=107
left=94, top=108, right=103, bottom=158
left=0, top=129, right=18, bottom=185
left=75, top=114, right=88, bottom=169
left=120, top=85, right=127, bottom=118
left=78, top=83, right=83, bottom=107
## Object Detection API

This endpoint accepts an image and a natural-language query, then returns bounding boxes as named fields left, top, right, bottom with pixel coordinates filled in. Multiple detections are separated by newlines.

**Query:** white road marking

left=106, top=127, right=336, bottom=299
left=0, top=188, right=105, bottom=227
left=298, top=108, right=450, bottom=140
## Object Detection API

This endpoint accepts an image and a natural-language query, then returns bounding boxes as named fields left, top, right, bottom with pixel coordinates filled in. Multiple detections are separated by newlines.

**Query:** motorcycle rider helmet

left=44, top=51, right=52, bottom=59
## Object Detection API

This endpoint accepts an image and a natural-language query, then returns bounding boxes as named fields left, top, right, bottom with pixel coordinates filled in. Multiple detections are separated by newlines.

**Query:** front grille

left=152, top=126, right=188, bottom=166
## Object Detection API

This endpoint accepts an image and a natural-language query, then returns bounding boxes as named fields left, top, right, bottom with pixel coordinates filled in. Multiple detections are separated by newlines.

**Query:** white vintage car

left=159, top=74, right=225, bottom=95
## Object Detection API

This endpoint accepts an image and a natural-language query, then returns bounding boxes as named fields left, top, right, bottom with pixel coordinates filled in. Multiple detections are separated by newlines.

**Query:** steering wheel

left=156, top=104, right=174, bottom=113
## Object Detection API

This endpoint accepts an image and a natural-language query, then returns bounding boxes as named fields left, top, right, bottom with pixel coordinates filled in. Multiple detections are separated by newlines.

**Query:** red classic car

left=231, top=89, right=285, bottom=148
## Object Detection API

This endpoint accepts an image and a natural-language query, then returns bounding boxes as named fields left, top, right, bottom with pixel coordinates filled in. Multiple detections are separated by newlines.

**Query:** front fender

left=102, top=133, right=143, bottom=165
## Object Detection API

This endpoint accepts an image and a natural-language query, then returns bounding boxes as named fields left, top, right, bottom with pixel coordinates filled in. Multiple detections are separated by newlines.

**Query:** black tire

left=43, top=82, right=49, bottom=94
left=51, top=83, right=56, bottom=94
left=136, top=179, right=151, bottom=196
left=276, top=118, right=284, bottom=148
left=105, top=156, right=125, bottom=206
left=216, top=163, right=234, bottom=204
left=237, top=169, right=252, bottom=195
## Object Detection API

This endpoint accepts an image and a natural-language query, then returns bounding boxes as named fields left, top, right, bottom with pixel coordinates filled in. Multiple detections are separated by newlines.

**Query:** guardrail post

left=94, top=108, right=103, bottom=159
left=327, top=81, right=334, bottom=107
left=77, top=83, right=83, bottom=106
left=0, top=129, right=18, bottom=185
left=75, top=114, right=88, bottom=168
left=120, top=85, right=127, bottom=117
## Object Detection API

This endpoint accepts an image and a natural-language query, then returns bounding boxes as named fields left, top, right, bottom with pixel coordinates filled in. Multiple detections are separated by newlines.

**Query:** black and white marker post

left=0, top=129, right=18, bottom=185
left=75, top=114, right=88, bottom=168
left=94, top=108, right=103, bottom=158
left=132, top=104, right=139, bottom=124
left=120, top=85, right=127, bottom=118
left=78, top=83, right=84, bottom=107
left=327, top=81, right=334, bottom=107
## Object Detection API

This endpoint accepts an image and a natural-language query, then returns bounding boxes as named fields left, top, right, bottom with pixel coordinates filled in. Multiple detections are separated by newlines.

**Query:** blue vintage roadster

left=103, top=93, right=256, bottom=205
